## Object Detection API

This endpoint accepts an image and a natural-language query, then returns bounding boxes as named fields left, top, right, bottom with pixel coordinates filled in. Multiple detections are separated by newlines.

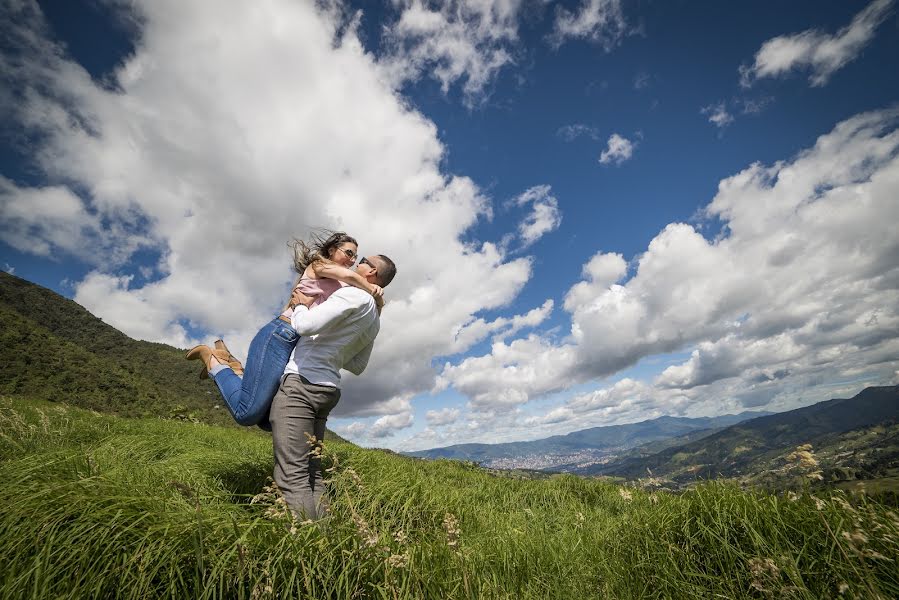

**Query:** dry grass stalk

left=443, top=513, right=461, bottom=550
left=747, top=557, right=781, bottom=595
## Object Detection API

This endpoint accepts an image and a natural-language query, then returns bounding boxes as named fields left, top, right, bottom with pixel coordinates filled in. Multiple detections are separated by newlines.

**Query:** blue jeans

left=211, top=317, right=299, bottom=428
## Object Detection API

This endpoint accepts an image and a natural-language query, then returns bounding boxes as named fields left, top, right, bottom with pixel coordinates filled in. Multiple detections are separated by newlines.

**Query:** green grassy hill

left=1, top=395, right=897, bottom=599
left=0, top=271, right=237, bottom=425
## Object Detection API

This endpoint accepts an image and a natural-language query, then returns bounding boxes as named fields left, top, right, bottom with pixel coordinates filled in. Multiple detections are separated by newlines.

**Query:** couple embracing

left=187, top=232, right=396, bottom=521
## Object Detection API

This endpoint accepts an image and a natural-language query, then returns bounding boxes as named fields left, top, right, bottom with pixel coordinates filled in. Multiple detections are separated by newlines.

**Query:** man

left=271, top=253, right=396, bottom=520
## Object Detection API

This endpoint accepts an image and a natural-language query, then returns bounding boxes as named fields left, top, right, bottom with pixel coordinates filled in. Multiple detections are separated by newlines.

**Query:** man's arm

left=290, top=288, right=365, bottom=336
left=344, top=339, right=375, bottom=375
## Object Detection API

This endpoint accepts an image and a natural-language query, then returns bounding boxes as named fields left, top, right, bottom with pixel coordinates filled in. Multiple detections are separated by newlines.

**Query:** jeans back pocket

left=275, top=323, right=300, bottom=344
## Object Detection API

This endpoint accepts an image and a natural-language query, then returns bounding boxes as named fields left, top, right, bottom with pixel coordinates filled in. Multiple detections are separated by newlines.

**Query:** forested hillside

left=0, top=272, right=231, bottom=425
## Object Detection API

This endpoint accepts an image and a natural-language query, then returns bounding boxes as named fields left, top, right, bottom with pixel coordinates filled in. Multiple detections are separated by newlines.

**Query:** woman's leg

left=211, top=317, right=299, bottom=426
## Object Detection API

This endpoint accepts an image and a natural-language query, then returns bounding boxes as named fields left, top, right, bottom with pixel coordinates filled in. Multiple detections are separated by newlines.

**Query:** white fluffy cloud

left=0, top=0, right=540, bottom=417
left=739, top=0, right=894, bottom=88
left=598, top=133, right=635, bottom=165
left=426, top=407, right=461, bottom=426
left=369, top=411, right=415, bottom=439
left=436, top=334, right=580, bottom=410
left=436, top=108, right=899, bottom=429
left=1, top=178, right=101, bottom=262
left=446, top=298, right=555, bottom=354
left=700, top=97, right=773, bottom=132
left=549, top=0, right=630, bottom=49
left=380, top=0, right=523, bottom=105
left=563, top=251, right=627, bottom=311
left=509, top=185, right=562, bottom=249
left=73, top=272, right=195, bottom=349
left=342, top=422, right=368, bottom=437
left=380, top=0, right=635, bottom=105
left=701, top=102, right=734, bottom=129
left=374, top=0, right=637, bottom=105
left=493, top=299, right=554, bottom=341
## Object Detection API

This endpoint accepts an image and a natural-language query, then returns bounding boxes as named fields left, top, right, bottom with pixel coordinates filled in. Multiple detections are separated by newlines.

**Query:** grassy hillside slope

left=2, top=395, right=897, bottom=599
left=0, top=271, right=235, bottom=425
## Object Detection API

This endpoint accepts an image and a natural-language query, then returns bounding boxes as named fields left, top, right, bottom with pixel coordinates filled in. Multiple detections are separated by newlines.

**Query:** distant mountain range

left=404, top=412, right=772, bottom=470
left=591, top=385, right=899, bottom=486
left=407, top=385, right=899, bottom=492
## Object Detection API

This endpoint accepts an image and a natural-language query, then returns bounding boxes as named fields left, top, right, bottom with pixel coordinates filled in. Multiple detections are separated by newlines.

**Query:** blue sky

left=2, top=0, right=898, bottom=450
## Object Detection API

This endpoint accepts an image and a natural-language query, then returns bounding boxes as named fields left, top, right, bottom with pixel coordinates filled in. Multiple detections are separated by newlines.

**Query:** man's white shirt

left=284, top=286, right=379, bottom=388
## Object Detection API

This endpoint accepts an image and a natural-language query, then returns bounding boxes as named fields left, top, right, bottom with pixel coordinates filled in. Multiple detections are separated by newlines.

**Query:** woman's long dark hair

left=289, top=230, right=358, bottom=275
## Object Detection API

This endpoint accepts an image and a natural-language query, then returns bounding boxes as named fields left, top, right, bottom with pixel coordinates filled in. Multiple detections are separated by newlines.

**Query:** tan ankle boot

left=213, top=339, right=245, bottom=376
left=186, top=345, right=240, bottom=379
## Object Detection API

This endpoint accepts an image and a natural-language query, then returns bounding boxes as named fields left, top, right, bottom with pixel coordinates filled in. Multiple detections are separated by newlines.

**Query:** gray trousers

left=269, top=374, right=341, bottom=520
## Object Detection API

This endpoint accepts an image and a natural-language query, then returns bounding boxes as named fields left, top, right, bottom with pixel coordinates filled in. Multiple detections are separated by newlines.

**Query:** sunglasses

left=339, top=248, right=357, bottom=260
left=359, top=257, right=374, bottom=269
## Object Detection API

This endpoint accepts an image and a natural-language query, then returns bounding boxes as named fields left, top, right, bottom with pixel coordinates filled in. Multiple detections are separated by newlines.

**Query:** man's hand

left=290, top=287, right=317, bottom=308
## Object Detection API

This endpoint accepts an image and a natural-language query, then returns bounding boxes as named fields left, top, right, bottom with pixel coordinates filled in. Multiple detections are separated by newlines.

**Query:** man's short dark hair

left=372, top=254, right=396, bottom=287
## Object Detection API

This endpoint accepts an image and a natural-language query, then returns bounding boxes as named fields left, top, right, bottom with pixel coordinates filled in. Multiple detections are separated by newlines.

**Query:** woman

left=186, top=231, right=383, bottom=428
